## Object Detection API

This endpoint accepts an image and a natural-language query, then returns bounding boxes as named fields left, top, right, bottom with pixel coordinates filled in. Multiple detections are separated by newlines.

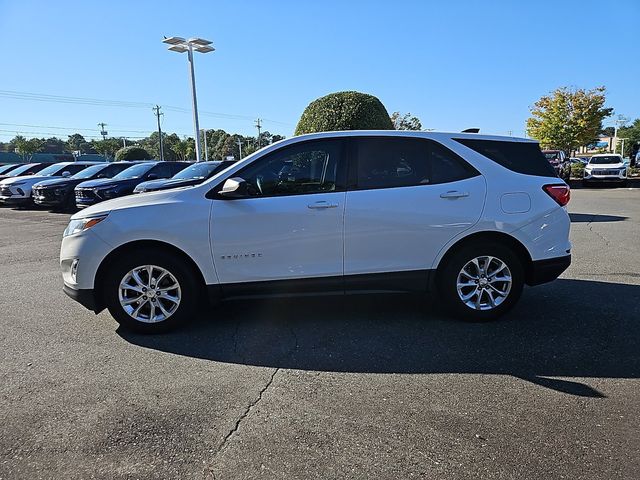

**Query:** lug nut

left=142, top=295, right=147, bottom=300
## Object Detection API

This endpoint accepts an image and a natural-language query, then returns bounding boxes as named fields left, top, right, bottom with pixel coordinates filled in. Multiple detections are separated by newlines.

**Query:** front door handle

left=308, top=201, right=338, bottom=209
left=440, top=190, right=469, bottom=199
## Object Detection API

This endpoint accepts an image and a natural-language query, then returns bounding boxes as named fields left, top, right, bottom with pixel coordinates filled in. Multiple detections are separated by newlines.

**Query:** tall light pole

left=237, top=137, right=243, bottom=160
left=162, top=36, right=214, bottom=162
left=202, top=128, right=208, bottom=161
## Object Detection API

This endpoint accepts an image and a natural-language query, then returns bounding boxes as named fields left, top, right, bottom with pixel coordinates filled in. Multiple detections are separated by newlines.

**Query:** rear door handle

left=440, top=190, right=469, bottom=199
left=308, top=201, right=338, bottom=209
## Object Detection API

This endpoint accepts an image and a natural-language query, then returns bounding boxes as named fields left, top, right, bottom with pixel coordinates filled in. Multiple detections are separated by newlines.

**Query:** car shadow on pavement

left=119, top=279, right=640, bottom=398
left=569, top=213, right=628, bottom=223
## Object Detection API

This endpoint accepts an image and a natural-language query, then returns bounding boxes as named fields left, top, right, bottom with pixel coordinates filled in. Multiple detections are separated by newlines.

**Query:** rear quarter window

left=454, top=138, right=557, bottom=177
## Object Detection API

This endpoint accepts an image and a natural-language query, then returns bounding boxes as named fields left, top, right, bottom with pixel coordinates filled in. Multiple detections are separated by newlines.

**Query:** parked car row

left=0, top=160, right=235, bottom=210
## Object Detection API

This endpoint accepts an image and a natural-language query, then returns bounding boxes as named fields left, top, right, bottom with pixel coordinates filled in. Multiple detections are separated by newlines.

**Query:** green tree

left=390, top=112, right=422, bottom=130
left=14, top=136, right=45, bottom=161
left=618, top=119, right=640, bottom=157
left=92, top=138, right=121, bottom=159
left=66, top=133, right=86, bottom=153
left=526, top=86, right=613, bottom=154
left=42, top=137, right=67, bottom=154
left=115, top=146, right=152, bottom=161
left=170, top=137, right=195, bottom=161
left=295, top=91, right=394, bottom=135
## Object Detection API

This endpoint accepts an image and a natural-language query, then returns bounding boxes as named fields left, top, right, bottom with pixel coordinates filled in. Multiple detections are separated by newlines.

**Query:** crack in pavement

left=206, top=367, right=280, bottom=479
left=587, top=215, right=611, bottom=246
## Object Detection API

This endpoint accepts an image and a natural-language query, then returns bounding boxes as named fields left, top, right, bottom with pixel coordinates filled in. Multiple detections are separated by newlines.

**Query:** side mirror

left=62, top=171, right=71, bottom=177
left=96, top=174, right=107, bottom=178
left=219, top=177, right=249, bottom=198
left=147, top=174, right=159, bottom=180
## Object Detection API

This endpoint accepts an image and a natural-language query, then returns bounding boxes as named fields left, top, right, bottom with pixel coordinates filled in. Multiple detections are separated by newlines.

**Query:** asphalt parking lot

left=1, top=187, right=639, bottom=480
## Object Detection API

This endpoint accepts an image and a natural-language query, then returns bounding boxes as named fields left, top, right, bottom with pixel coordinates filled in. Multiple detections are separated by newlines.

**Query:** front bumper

left=584, top=170, right=626, bottom=182
left=0, top=195, right=31, bottom=205
left=63, top=284, right=102, bottom=313
left=527, top=254, right=571, bottom=286
left=33, top=189, right=67, bottom=207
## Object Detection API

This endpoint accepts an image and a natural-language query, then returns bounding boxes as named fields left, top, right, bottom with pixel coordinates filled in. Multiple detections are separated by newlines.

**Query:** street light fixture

left=162, top=36, right=215, bottom=162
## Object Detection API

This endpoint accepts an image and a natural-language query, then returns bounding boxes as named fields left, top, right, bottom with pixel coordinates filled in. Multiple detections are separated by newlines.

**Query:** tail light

left=543, top=184, right=570, bottom=206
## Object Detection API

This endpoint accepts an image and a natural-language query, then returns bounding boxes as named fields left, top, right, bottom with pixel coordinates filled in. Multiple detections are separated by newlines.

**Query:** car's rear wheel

left=103, top=250, right=199, bottom=333
left=439, top=242, right=524, bottom=321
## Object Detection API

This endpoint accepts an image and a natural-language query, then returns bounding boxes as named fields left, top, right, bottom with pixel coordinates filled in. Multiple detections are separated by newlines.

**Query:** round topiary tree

left=295, top=91, right=394, bottom=135
left=114, top=146, right=152, bottom=161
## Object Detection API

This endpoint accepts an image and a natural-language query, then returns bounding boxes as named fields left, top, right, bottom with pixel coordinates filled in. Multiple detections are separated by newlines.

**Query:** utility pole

left=98, top=122, right=108, bottom=140
left=153, top=105, right=164, bottom=161
left=122, top=137, right=127, bottom=148
left=255, top=118, right=262, bottom=148
left=202, top=129, right=208, bottom=161
left=237, top=137, right=243, bottom=160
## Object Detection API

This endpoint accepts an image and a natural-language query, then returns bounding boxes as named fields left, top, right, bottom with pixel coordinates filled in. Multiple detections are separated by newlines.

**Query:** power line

left=0, top=89, right=292, bottom=126
left=0, top=122, right=163, bottom=135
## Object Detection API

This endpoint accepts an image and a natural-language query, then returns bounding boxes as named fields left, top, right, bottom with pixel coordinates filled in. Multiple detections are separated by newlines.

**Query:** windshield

left=589, top=156, right=622, bottom=165
left=112, top=163, right=154, bottom=180
left=5, top=163, right=37, bottom=176
left=71, top=164, right=107, bottom=179
left=0, top=164, right=19, bottom=174
left=173, top=162, right=219, bottom=180
left=37, top=163, right=69, bottom=176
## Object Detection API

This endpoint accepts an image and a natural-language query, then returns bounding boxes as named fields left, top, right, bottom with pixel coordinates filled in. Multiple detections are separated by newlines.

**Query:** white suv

left=60, top=131, right=572, bottom=333
left=583, top=154, right=627, bottom=186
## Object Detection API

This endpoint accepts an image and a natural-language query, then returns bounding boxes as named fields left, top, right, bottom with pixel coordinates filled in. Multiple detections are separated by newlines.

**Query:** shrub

left=570, top=163, right=585, bottom=178
left=115, top=146, right=152, bottom=161
left=295, top=91, right=394, bottom=135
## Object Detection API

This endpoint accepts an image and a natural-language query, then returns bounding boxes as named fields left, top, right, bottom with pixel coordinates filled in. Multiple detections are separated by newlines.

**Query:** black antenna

left=462, top=128, right=480, bottom=133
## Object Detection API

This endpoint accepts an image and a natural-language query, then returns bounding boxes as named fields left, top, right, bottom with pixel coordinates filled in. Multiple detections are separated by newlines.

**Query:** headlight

left=63, top=214, right=108, bottom=237
left=98, top=187, right=119, bottom=199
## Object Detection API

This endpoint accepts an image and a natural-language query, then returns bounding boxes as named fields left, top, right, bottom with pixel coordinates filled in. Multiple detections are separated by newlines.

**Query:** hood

left=75, top=177, right=136, bottom=189
left=0, top=174, right=51, bottom=186
left=71, top=188, right=183, bottom=219
left=136, top=177, right=199, bottom=191
left=33, top=177, right=79, bottom=188
left=135, top=178, right=172, bottom=190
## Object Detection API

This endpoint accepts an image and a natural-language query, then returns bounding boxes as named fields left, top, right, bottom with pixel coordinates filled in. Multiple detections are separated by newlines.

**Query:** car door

left=209, top=138, right=347, bottom=289
left=344, top=136, right=486, bottom=290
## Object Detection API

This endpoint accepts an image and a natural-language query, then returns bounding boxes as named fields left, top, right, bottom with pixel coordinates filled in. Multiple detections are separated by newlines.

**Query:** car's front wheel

left=439, top=242, right=524, bottom=321
left=103, top=249, right=199, bottom=333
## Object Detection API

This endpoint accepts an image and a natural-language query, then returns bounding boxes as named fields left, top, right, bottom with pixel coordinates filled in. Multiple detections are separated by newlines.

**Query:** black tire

left=438, top=242, right=524, bottom=321
left=103, top=248, right=200, bottom=333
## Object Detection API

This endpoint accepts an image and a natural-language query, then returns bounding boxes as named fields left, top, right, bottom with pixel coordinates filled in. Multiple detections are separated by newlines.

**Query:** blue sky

left=1, top=0, right=638, bottom=142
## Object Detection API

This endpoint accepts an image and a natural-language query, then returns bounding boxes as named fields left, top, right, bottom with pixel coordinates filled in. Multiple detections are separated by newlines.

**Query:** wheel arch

left=93, top=239, right=207, bottom=312
left=433, top=231, right=534, bottom=287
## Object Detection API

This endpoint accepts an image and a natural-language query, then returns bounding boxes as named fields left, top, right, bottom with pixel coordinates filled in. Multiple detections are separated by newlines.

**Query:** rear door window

left=455, top=138, right=557, bottom=177
left=353, top=137, right=478, bottom=190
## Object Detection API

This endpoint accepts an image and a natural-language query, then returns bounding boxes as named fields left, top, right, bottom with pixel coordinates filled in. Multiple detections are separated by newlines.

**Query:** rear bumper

left=527, top=254, right=571, bottom=286
left=63, top=284, right=102, bottom=313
